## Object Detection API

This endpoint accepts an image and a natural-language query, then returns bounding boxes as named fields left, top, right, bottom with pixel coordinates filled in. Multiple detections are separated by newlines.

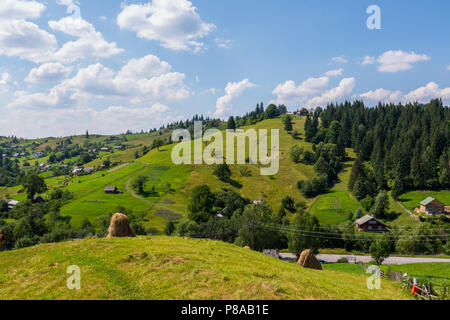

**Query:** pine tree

left=227, top=116, right=236, bottom=130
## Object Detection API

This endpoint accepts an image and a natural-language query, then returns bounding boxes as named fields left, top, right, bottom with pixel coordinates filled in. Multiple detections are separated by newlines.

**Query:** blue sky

left=0, top=0, right=449, bottom=138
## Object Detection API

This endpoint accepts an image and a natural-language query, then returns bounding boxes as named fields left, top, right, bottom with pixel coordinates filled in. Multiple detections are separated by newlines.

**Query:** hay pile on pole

left=297, top=249, right=322, bottom=270
left=107, top=213, right=136, bottom=238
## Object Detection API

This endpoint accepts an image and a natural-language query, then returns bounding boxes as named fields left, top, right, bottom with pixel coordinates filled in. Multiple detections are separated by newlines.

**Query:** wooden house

left=104, top=186, right=118, bottom=194
left=420, top=197, right=445, bottom=215
left=355, top=215, right=387, bottom=233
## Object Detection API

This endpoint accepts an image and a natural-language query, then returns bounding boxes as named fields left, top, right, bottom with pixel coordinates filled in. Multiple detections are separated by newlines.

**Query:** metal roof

left=420, top=197, right=436, bottom=206
left=354, top=215, right=374, bottom=226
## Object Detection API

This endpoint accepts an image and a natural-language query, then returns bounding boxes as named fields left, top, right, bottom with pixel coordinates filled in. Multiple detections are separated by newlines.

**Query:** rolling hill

left=0, top=236, right=411, bottom=300
left=1, top=116, right=423, bottom=233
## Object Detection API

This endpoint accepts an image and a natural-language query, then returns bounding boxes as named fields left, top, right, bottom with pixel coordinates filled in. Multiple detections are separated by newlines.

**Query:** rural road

left=279, top=253, right=450, bottom=265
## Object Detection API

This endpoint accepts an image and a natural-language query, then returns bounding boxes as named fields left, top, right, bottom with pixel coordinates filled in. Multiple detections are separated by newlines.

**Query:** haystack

left=297, top=249, right=322, bottom=270
left=107, top=213, right=136, bottom=238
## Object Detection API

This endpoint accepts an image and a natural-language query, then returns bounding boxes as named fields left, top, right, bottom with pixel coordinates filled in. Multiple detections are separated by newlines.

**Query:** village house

left=83, top=167, right=94, bottom=174
left=6, top=199, right=20, bottom=209
left=355, top=215, right=388, bottom=233
left=72, top=167, right=83, bottom=175
left=104, top=186, right=118, bottom=194
left=418, top=197, right=445, bottom=215
left=33, top=151, right=44, bottom=159
left=100, top=147, right=110, bottom=152
left=114, top=146, right=123, bottom=150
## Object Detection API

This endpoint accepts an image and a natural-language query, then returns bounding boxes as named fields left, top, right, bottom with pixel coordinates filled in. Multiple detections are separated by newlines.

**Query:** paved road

left=279, top=253, right=450, bottom=265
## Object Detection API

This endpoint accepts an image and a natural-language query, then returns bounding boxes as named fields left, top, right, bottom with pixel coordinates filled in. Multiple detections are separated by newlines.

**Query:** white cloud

left=48, top=16, right=123, bottom=63
left=0, top=72, right=17, bottom=93
left=0, top=0, right=45, bottom=20
left=215, top=79, right=255, bottom=117
left=0, top=103, right=181, bottom=138
left=377, top=50, right=430, bottom=72
left=195, top=75, right=200, bottom=83
left=331, top=56, right=348, bottom=64
left=405, top=82, right=450, bottom=102
left=447, top=65, right=450, bottom=71
left=359, top=88, right=403, bottom=103
left=361, top=56, right=376, bottom=66
left=9, top=55, right=190, bottom=109
left=272, top=77, right=329, bottom=105
left=0, top=1, right=122, bottom=63
left=0, top=18, right=58, bottom=63
left=215, top=38, right=232, bottom=49
left=25, top=62, right=73, bottom=83
left=325, top=68, right=343, bottom=77
left=117, top=0, right=215, bottom=52
left=305, top=78, right=355, bottom=108
left=358, top=82, right=450, bottom=104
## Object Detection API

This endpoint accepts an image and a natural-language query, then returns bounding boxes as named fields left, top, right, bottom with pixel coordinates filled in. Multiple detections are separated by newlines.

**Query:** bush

left=164, top=222, right=175, bottom=236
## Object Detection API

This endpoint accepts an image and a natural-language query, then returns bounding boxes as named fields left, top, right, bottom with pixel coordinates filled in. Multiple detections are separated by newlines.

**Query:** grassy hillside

left=1, top=116, right=430, bottom=233
left=0, top=237, right=412, bottom=300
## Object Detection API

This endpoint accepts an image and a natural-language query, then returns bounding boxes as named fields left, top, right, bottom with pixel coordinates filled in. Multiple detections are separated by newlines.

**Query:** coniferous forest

left=305, top=99, right=450, bottom=200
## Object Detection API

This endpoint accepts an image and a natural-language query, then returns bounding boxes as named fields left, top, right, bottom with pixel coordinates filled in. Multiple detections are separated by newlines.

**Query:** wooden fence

left=363, top=264, right=449, bottom=300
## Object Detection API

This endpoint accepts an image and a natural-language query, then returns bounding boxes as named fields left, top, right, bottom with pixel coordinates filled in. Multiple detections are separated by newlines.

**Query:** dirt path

left=108, top=162, right=130, bottom=173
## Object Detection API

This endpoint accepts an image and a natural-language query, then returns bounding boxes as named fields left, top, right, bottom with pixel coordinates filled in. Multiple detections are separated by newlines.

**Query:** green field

left=0, top=237, right=412, bottom=300
left=309, top=191, right=363, bottom=225
left=324, top=263, right=450, bottom=289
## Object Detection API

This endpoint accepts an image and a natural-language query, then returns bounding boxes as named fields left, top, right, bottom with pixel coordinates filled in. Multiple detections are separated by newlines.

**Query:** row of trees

left=175, top=185, right=449, bottom=256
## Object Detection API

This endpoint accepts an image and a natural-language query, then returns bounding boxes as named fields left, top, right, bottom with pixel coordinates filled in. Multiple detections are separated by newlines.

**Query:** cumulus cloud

left=9, top=55, right=190, bottom=109
left=0, top=0, right=45, bottom=19
left=376, top=50, right=430, bottom=72
left=331, top=56, right=348, bottom=64
left=0, top=103, right=181, bottom=138
left=0, top=1, right=58, bottom=63
left=48, top=16, right=123, bottom=63
left=325, top=68, right=343, bottom=77
left=359, top=88, right=403, bottom=103
left=215, top=79, right=255, bottom=117
left=358, top=82, right=450, bottom=104
left=272, top=77, right=329, bottom=106
left=272, top=75, right=355, bottom=108
left=117, top=0, right=215, bottom=52
left=361, top=56, right=376, bottom=66
left=0, top=72, right=17, bottom=93
left=0, top=0, right=122, bottom=63
left=305, top=78, right=355, bottom=108
left=25, top=62, right=73, bottom=83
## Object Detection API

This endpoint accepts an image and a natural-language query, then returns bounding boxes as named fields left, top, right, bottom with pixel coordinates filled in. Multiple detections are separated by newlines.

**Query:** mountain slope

left=0, top=237, right=411, bottom=300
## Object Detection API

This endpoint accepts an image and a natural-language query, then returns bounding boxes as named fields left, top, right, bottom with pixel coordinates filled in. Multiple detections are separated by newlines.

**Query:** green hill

left=1, top=116, right=422, bottom=233
left=0, top=236, right=411, bottom=300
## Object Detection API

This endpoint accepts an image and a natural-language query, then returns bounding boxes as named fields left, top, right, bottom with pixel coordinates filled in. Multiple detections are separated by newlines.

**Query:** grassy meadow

left=0, top=237, right=412, bottom=300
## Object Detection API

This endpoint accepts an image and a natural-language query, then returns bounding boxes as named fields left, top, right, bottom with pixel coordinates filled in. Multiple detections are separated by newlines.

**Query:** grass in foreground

left=0, top=237, right=411, bottom=300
